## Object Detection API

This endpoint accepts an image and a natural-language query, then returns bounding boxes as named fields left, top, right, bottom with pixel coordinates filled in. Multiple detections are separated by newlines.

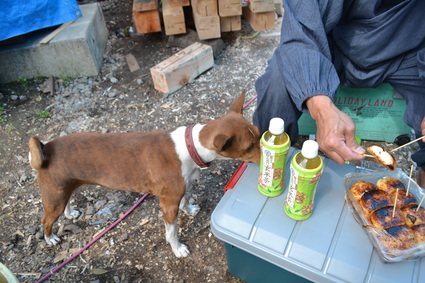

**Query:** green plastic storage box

left=298, top=84, right=411, bottom=142
left=211, top=148, right=425, bottom=283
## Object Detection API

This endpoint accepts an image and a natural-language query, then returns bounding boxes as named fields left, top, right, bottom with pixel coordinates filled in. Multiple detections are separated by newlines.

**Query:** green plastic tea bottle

left=258, top=118, right=290, bottom=197
left=284, top=140, right=323, bottom=220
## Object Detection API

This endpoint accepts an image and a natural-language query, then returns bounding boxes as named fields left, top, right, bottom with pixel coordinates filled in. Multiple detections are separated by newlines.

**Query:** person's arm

left=275, top=0, right=344, bottom=111
left=306, top=95, right=365, bottom=164
left=275, top=0, right=364, bottom=163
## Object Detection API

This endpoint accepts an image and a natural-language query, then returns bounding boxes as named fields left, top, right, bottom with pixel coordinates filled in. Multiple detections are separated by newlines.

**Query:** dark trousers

left=253, top=51, right=425, bottom=170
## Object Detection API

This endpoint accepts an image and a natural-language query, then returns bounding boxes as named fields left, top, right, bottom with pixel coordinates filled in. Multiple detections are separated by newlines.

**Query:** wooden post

left=220, top=16, right=241, bottom=32
left=133, top=0, right=161, bottom=34
left=162, top=0, right=189, bottom=35
left=133, top=10, right=162, bottom=33
left=248, top=0, right=275, bottom=13
left=218, top=0, right=242, bottom=17
left=164, top=0, right=190, bottom=8
left=243, top=6, right=275, bottom=31
left=133, top=0, right=158, bottom=11
left=162, top=0, right=186, bottom=35
left=191, top=0, right=221, bottom=40
left=150, top=42, right=214, bottom=94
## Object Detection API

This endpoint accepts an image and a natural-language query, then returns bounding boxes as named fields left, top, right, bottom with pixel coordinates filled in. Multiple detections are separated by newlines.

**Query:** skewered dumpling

left=350, top=180, right=377, bottom=200
left=359, top=189, right=393, bottom=215
left=370, top=206, right=405, bottom=229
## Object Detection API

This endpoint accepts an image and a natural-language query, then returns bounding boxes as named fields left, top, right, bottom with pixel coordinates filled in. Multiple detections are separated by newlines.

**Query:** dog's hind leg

left=160, top=196, right=190, bottom=258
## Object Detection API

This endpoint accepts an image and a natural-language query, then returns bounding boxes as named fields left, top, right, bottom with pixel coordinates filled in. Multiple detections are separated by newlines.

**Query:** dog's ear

left=213, top=134, right=234, bottom=152
left=227, top=90, right=246, bottom=114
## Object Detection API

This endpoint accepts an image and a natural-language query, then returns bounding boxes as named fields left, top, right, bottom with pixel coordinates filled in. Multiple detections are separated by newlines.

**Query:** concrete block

left=0, top=3, right=108, bottom=83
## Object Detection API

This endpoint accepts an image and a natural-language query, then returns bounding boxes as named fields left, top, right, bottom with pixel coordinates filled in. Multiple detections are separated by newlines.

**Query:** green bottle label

left=257, top=133, right=290, bottom=197
left=284, top=154, right=323, bottom=220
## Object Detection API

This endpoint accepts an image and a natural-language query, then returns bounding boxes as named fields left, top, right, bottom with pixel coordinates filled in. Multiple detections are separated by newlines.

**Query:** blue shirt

left=275, top=0, right=425, bottom=112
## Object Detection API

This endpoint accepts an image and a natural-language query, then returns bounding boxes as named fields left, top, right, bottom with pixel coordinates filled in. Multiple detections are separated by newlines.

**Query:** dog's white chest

left=170, top=125, right=215, bottom=186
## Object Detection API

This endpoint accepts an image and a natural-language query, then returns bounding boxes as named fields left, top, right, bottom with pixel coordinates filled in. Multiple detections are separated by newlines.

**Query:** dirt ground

left=0, top=1, right=421, bottom=283
left=0, top=1, right=278, bottom=282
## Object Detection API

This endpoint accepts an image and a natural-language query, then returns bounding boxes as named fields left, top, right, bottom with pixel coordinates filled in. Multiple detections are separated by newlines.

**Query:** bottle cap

left=301, top=140, right=319, bottom=159
left=268, top=118, right=284, bottom=135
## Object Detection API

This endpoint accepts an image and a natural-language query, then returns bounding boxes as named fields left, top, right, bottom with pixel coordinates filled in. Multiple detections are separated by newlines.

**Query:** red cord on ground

left=36, top=193, right=149, bottom=283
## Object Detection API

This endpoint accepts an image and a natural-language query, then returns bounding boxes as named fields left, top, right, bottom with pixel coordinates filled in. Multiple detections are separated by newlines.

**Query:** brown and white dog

left=28, top=91, right=260, bottom=257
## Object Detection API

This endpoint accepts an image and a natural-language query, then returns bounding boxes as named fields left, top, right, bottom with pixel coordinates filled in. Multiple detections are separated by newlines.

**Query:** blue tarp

left=0, top=0, right=82, bottom=41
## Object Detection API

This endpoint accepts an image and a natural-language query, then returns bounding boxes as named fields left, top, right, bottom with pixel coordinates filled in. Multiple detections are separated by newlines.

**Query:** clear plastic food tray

left=344, top=168, right=425, bottom=262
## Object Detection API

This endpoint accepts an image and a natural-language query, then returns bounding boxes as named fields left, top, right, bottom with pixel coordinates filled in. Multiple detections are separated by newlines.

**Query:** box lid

left=211, top=148, right=425, bottom=283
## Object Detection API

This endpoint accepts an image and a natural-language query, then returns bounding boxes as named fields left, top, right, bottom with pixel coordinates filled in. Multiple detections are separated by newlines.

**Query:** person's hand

left=421, top=116, right=425, bottom=142
left=306, top=95, right=365, bottom=164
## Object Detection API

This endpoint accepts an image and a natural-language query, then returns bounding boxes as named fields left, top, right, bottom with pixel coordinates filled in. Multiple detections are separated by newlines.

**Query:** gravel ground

left=0, top=1, right=422, bottom=282
left=0, top=1, right=279, bottom=282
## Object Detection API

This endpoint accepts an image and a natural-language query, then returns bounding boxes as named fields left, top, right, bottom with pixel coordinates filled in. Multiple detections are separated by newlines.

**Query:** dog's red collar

left=185, top=125, right=210, bottom=168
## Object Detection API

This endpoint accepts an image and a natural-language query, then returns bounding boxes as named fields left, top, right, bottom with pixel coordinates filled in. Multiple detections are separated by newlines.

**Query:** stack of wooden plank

left=191, top=0, right=221, bottom=40
left=133, top=0, right=278, bottom=40
left=219, top=0, right=242, bottom=33
left=242, top=0, right=276, bottom=31
left=163, top=0, right=190, bottom=35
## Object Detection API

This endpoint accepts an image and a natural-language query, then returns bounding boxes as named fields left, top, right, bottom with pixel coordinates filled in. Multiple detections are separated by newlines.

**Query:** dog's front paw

left=183, top=204, right=200, bottom=216
left=45, top=234, right=61, bottom=245
left=172, top=243, right=190, bottom=258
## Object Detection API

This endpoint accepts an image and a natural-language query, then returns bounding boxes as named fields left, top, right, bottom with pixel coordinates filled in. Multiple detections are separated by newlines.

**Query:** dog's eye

left=246, top=143, right=254, bottom=152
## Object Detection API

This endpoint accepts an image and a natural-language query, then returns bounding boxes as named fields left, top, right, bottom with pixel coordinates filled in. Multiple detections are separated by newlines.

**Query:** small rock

left=63, top=224, right=83, bottom=234
left=86, top=204, right=96, bottom=215
left=124, top=260, right=132, bottom=266
left=11, top=95, right=18, bottom=100
left=95, top=200, right=107, bottom=210
left=136, top=79, right=143, bottom=85
left=119, top=233, right=129, bottom=242
left=108, top=90, right=118, bottom=98
left=20, top=174, right=28, bottom=183
left=110, top=77, right=119, bottom=84
left=35, top=231, right=44, bottom=240
left=61, top=242, right=70, bottom=250
left=28, top=226, right=37, bottom=235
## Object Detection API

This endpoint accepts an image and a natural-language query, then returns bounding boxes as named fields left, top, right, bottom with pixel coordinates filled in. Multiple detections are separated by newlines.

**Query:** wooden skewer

left=417, top=194, right=425, bottom=212
left=392, top=188, right=399, bottom=218
left=389, top=136, right=425, bottom=153
left=406, top=164, right=414, bottom=196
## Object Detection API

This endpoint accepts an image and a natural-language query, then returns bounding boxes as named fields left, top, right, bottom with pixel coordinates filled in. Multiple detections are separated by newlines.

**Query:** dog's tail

left=28, top=136, right=45, bottom=170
